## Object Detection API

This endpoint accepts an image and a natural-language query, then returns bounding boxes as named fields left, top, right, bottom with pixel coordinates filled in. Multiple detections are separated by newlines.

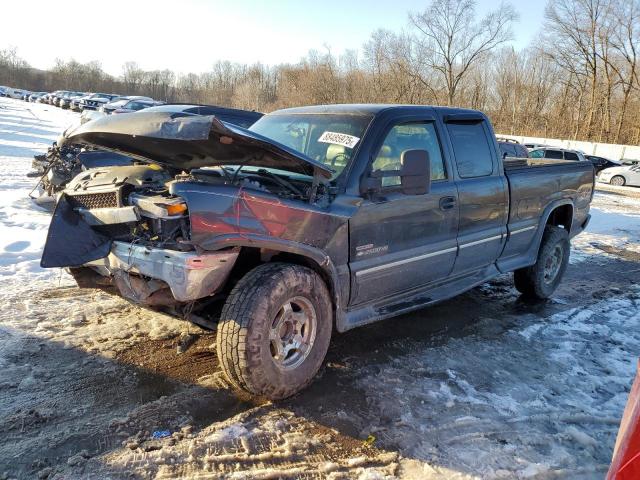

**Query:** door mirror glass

left=400, top=149, right=431, bottom=195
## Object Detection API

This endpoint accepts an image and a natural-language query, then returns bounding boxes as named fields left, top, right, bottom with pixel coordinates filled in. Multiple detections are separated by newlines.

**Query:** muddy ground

left=1, top=98, right=639, bottom=479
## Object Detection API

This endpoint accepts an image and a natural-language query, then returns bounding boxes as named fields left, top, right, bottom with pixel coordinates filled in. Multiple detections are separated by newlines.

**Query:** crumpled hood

left=59, top=111, right=333, bottom=179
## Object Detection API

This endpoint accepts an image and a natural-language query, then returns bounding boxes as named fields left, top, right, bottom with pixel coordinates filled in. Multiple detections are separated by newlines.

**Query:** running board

left=336, top=265, right=499, bottom=332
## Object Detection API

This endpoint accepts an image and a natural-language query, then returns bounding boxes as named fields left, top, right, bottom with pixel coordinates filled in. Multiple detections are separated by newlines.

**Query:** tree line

left=1, top=0, right=638, bottom=145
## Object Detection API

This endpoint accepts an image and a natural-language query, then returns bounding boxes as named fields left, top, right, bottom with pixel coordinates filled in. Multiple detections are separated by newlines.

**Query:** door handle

left=439, top=196, right=456, bottom=210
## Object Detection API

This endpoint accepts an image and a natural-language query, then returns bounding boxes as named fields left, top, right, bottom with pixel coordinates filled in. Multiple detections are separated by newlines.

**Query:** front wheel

left=514, top=226, right=570, bottom=299
left=216, top=263, right=332, bottom=400
left=610, top=175, right=626, bottom=187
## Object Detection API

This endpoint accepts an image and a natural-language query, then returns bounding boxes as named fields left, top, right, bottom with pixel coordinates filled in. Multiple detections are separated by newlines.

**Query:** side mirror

left=400, top=149, right=431, bottom=195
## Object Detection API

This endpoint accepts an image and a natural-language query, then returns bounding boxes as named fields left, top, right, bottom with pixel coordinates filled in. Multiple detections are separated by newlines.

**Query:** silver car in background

left=529, top=147, right=587, bottom=162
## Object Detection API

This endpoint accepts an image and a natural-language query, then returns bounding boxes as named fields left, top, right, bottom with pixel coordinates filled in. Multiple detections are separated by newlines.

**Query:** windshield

left=249, top=113, right=373, bottom=177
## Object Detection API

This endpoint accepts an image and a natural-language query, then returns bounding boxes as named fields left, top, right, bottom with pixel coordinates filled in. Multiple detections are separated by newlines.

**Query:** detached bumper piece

left=87, top=241, right=238, bottom=305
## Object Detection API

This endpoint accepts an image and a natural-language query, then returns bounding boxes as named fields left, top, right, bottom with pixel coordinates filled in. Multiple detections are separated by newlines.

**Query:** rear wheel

left=610, top=175, right=626, bottom=186
left=514, top=226, right=570, bottom=299
left=216, top=263, right=332, bottom=400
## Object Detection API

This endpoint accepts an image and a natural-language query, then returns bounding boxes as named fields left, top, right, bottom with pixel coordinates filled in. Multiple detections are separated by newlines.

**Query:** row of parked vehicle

left=496, top=137, right=640, bottom=185
left=0, top=86, right=165, bottom=115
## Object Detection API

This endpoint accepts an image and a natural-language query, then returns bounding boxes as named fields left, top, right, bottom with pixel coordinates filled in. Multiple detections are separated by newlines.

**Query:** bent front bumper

left=86, top=241, right=238, bottom=303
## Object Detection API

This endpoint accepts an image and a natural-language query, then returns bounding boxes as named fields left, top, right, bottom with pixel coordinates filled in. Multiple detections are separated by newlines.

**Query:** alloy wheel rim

left=269, top=296, right=317, bottom=370
left=543, top=245, right=563, bottom=284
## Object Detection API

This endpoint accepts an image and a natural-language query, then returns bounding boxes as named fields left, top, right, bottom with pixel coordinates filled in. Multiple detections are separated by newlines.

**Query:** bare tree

left=409, top=0, right=517, bottom=105
left=607, top=0, right=640, bottom=142
left=544, top=0, right=612, bottom=138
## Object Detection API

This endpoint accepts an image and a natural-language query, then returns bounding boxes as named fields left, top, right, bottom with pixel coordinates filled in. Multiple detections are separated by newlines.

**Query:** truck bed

left=498, top=157, right=595, bottom=271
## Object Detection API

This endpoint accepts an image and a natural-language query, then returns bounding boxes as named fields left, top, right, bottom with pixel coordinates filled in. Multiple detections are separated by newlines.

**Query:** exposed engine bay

left=62, top=163, right=328, bottom=253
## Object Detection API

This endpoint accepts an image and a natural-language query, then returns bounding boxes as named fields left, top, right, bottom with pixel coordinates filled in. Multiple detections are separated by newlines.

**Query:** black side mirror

left=400, top=149, right=431, bottom=195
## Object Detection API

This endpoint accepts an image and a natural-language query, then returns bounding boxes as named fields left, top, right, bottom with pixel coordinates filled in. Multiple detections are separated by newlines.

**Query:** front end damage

left=84, top=242, right=238, bottom=306
left=41, top=111, right=337, bottom=311
left=40, top=164, right=241, bottom=309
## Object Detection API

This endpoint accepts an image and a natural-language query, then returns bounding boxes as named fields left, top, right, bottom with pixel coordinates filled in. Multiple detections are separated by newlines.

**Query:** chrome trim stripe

left=510, top=225, right=537, bottom=235
left=459, top=234, right=502, bottom=249
left=356, top=246, right=458, bottom=277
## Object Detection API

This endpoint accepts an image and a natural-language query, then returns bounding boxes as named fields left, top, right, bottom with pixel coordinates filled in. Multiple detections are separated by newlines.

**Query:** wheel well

left=225, top=247, right=336, bottom=305
left=546, top=204, right=573, bottom=233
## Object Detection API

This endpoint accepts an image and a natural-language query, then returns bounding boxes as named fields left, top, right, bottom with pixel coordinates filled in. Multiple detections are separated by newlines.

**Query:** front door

left=349, top=120, right=459, bottom=306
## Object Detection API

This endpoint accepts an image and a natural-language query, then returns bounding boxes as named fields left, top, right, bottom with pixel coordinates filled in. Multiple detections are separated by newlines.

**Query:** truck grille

left=68, top=191, right=119, bottom=210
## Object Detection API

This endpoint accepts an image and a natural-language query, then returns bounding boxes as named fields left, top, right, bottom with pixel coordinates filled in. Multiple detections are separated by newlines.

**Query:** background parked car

left=529, top=147, right=587, bottom=162
left=585, top=155, right=621, bottom=173
left=59, top=92, right=85, bottom=108
left=79, top=93, right=120, bottom=111
left=70, top=93, right=94, bottom=112
left=48, top=91, right=65, bottom=105
left=100, top=96, right=154, bottom=114
left=21, top=91, right=32, bottom=101
left=111, top=99, right=164, bottom=114
left=496, top=137, right=529, bottom=159
left=28, top=92, right=47, bottom=102
left=41, top=91, right=57, bottom=104
left=0, top=86, right=7, bottom=97
left=51, top=91, right=70, bottom=106
left=143, top=103, right=264, bottom=127
left=598, top=164, right=640, bottom=187
left=4, top=88, right=26, bottom=99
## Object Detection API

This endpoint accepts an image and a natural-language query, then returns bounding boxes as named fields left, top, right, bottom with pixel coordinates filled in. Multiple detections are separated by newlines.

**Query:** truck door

left=443, top=117, right=508, bottom=275
left=348, top=119, right=459, bottom=306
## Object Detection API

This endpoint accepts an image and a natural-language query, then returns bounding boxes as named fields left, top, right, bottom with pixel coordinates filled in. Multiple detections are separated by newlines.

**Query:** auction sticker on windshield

left=318, top=131, right=360, bottom=149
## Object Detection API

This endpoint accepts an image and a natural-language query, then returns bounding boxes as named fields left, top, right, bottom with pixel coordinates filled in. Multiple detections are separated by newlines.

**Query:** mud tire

left=216, top=263, right=332, bottom=400
left=514, top=226, right=570, bottom=299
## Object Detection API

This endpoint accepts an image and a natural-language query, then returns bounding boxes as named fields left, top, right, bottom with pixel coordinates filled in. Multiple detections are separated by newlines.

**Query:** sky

left=1, top=0, right=547, bottom=76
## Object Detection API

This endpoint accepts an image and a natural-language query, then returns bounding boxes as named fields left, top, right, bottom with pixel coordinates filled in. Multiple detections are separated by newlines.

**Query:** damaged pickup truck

left=41, top=105, right=594, bottom=399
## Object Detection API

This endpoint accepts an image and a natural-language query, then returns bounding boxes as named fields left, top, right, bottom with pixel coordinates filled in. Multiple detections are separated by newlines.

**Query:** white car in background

left=3, top=87, right=26, bottom=99
left=597, top=164, right=640, bottom=187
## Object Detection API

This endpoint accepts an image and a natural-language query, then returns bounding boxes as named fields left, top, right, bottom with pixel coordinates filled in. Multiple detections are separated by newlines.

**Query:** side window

left=371, top=122, right=446, bottom=187
left=564, top=151, right=579, bottom=161
left=446, top=122, right=494, bottom=178
left=530, top=149, right=544, bottom=158
left=545, top=149, right=563, bottom=159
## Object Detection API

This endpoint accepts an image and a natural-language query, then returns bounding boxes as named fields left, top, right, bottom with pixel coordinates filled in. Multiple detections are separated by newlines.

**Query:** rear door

left=348, top=116, right=459, bottom=306
left=442, top=116, right=508, bottom=275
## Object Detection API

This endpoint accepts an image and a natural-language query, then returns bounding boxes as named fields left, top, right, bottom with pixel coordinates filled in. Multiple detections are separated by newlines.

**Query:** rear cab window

left=545, top=150, right=564, bottom=160
left=446, top=121, right=494, bottom=178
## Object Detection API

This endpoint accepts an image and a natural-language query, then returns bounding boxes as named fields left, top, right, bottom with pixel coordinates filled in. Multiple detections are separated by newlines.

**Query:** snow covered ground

left=0, top=96, right=639, bottom=479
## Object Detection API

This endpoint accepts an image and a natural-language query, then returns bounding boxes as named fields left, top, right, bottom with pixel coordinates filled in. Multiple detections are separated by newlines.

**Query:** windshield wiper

left=255, top=169, right=305, bottom=198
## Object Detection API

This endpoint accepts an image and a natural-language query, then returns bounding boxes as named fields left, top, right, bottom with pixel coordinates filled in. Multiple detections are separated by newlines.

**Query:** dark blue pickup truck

left=42, top=104, right=594, bottom=399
